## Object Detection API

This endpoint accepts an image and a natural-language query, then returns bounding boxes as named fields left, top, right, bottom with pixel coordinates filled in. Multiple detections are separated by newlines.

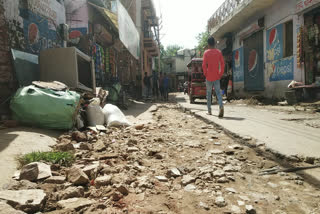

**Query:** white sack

left=103, top=104, right=130, bottom=127
left=87, top=98, right=105, bottom=126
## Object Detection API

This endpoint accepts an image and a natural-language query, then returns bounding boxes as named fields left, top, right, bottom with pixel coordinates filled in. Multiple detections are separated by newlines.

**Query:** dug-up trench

left=1, top=104, right=320, bottom=214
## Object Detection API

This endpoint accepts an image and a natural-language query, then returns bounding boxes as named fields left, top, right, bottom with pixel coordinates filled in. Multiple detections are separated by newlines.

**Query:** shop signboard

left=267, top=56, right=294, bottom=82
left=296, top=0, right=320, bottom=13
left=266, top=24, right=283, bottom=63
left=233, top=47, right=244, bottom=82
left=117, top=0, right=140, bottom=59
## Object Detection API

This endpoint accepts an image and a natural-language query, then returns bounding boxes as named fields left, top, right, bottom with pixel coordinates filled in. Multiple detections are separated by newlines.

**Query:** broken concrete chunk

left=167, top=168, right=181, bottom=177
left=82, top=164, right=100, bottom=178
left=199, top=201, right=209, bottom=210
left=57, top=198, right=95, bottom=211
left=181, top=175, right=196, bottom=186
left=184, top=184, right=196, bottom=192
left=56, top=142, right=74, bottom=151
left=215, top=196, right=227, bottom=207
left=155, top=176, right=168, bottom=182
left=93, top=140, right=106, bottom=152
left=4, top=180, right=38, bottom=190
left=223, top=165, right=241, bottom=172
left=66, top=167, right=89, bottom=185
left=19, top=162, right=52, bottom=182
left=117, top=185, right=129, bottom=196
left=245, top=205, right=256, bottom=214
left=213, top=169, right=226, bottom=178
left=57, top=186, right=84, bottom=200
left=44, top=176, right=66, bottom=184
left=231, top=205, right=241, bottom=214
left=135, top=124, right=145, bottom=130
left=0, top=201, right=26, bottom=214
left=0, top=189, right=46, bottom=213
left=95, top=175, right=112, bottom=188
left=72, top=131, right=87, bottom=142
left=226, top=187, right=237, bottom=193
left=127, top=147, right=139, bottom=152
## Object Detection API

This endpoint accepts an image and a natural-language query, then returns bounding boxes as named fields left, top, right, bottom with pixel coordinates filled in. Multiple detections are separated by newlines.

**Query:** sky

left=154, top=0, right=225, bottom=49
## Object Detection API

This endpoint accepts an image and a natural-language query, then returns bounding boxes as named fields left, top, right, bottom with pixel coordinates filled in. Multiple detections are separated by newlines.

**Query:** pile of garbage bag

left=10, top=82, right=130, bottom=130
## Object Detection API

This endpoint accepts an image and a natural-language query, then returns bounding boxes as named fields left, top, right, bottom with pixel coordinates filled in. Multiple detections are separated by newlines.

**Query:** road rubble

left=0, top=104, right=320, bottom=214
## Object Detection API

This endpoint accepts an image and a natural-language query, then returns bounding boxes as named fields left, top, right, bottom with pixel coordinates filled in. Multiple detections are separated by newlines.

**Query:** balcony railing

left=208, top=0, right=250, bottom=33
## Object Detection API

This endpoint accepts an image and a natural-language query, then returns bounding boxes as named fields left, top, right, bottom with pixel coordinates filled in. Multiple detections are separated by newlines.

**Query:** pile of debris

left=1, top=105, right=319, bottom=213
left=3, top=81, right=130, bottom=131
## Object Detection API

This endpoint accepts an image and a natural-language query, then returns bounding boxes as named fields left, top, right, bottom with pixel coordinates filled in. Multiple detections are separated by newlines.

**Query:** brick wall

left=0, top=0, right=15, bottom=115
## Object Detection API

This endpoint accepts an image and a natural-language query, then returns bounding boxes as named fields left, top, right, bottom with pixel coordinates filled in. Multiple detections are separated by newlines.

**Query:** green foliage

left=196, top=31, right=210, bottom=57
left=163, top=45, right=183, bottom=57
left=17, top=151, right=75, bottom=168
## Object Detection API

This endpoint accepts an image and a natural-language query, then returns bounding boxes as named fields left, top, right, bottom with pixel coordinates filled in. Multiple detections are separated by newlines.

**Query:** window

left=284, top=20, right=293, bottom=57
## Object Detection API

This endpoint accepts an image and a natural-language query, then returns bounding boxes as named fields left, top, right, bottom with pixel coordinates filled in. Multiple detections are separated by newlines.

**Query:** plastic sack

left=103, top=104, right=130, bottom=127
left=86, top=98, right=105, bottom=126
left=10, top=85, right=80, bottom=130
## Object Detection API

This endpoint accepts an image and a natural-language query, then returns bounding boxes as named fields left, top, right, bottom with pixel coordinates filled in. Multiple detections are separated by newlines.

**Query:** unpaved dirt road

left=1, top=103, right=320, bottom=214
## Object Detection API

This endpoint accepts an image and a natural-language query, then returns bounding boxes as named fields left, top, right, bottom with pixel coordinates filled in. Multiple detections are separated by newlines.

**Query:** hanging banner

left=296, top=0, right=320, bottom=13
left=266, top=24, right=284, bottom=63
left=117, top=0, right=140, bottom=59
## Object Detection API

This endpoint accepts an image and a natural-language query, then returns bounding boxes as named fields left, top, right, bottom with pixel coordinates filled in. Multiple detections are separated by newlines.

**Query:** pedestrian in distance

left=143, top=72, right=151, bottom=99
left=163, top=73, right=169, bottom=101
left=159, top=72, right=164, bottom=100
left=202, top=36, right=225, bottom=117
left=152, top=70, right=159, bottom=99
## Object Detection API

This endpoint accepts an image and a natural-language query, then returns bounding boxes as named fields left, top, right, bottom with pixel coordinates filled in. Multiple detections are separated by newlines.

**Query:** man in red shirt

left=202, top=36, right=225, bottom=117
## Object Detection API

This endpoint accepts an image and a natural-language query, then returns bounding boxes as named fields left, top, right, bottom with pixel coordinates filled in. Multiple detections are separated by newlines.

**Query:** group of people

left=143, top=71, right=169, bottom=101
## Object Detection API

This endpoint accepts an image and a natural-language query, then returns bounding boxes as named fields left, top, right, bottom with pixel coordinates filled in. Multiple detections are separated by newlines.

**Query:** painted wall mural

left=266, top=24, right=283, bottom=62
left=3, top=0, right=66, bottom=54
left=21, top=9, right=62, bottom=54
left=267, top=56, right=294, bottom=81
left=233, top=47, right=244, bottom=82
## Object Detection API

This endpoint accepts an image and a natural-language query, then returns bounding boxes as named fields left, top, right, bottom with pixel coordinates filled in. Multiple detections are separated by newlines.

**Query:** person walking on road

left=152, top=70, right=159, bottom=99
left=202, top=36, right=225, bottom=117
left=143, top=72, right=151, bottom=99
left=159, top=72, right=164, bottom=100
left=163, top=73, right=169, bottom=101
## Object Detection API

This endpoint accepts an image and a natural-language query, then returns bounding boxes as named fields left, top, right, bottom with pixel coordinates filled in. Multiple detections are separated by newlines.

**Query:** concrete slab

left=176, top=93, right=320, bottom=159
left=0, top=127, right=61, bottom=188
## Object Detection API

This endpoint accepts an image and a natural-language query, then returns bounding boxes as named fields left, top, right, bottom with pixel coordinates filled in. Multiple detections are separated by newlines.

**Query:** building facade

left=208, top=0, right=320, bottom=99
left=0, top=0, right=160, bottom=115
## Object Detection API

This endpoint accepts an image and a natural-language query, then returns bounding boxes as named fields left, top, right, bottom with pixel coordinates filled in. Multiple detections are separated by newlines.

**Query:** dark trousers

left=163, top=87, right=169, bottom=100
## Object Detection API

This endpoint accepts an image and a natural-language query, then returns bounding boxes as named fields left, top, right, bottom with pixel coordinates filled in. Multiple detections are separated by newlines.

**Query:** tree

left=195, top=31, right=210, bottom=57
left=163, top=45, right=183, bottom=57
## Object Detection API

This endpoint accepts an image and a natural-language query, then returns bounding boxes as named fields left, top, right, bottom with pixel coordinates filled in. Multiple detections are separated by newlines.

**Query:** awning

left=88, top=2, right=118, bottom=33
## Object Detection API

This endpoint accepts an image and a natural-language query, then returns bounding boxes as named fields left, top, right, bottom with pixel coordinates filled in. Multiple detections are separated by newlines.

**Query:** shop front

left=301, top=5, right=320, bottom=85
left=292, top=0, right=320, bottom=101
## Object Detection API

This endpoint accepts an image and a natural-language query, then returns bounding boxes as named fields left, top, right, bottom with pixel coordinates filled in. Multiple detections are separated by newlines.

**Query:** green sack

left=10, top=85, right=80, bottom=130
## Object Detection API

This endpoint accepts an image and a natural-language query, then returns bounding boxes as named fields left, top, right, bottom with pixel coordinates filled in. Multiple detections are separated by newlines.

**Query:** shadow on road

left=217, top=116, right=245, bottom=121
left=123, top=101, right=155, bottom=118
left=0, top=126, right=62, bottom=153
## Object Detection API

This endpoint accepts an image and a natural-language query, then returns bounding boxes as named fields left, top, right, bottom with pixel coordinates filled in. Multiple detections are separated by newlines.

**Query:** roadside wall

left=0, top=0, right=66, bottom=115
left=232, top=0, right=298, bottom=99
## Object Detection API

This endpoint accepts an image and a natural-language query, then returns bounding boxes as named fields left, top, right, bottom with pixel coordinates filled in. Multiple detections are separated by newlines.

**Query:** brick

left=0, top=51, right=10, bottom=64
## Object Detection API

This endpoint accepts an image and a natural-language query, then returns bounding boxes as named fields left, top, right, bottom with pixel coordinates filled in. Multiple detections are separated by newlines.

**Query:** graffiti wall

left=65, top=0, right=89, bottom=44
left=266, top=23, right=294, bottom=81
left=233, top=47, right=244, bottom=82
left=3, top=0, right=66, bottom=54
left=267, top=56, right=294, bottom=81
left=266, top=24, right=283, bottom=62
